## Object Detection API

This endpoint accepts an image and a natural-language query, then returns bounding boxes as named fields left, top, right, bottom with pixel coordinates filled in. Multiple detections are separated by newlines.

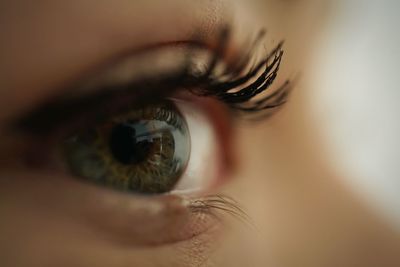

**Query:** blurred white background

left=311, top=0, right=400, bottom=227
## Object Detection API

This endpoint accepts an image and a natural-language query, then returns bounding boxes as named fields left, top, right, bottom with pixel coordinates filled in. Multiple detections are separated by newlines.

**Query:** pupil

left=109, top=122, right=152, bottom=165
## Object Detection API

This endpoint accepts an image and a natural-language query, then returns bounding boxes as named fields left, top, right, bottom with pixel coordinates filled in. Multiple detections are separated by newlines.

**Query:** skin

left=0, top=0, right=399, bottom=266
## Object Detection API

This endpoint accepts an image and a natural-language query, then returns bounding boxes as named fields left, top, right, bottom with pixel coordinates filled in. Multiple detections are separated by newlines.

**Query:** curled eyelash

left=189, top=26, right=292, bottom=117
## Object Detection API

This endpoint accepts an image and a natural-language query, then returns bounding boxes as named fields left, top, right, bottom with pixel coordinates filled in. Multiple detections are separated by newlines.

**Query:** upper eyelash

left=193, top=27, right=292, bottom=115
left=16, top=25, right=291, bottom=135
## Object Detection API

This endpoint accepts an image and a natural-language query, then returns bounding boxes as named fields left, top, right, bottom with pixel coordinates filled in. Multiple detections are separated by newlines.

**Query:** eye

left=62, top=99, right=219, bottom=194
left=15, top=28, right=290, bottom=198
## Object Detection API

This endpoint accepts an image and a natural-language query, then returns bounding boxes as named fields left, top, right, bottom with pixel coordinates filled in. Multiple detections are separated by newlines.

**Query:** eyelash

left=193, top=28, right=291, bottom=114
left=16, top=26, right=291, bottom=136
left=189, top=194, right=253, bottom=226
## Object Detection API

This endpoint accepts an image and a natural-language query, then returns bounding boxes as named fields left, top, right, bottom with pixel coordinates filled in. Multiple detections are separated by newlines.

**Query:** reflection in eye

left=63, top=101, right=191, bottom=194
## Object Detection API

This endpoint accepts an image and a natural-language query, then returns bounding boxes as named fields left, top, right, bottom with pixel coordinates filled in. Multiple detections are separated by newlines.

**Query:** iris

left=62, top=101, right=190, bottom=194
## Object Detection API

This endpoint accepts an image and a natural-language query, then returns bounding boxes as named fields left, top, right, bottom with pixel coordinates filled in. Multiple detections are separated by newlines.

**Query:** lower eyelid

left=1, top=170, right=221, bottom=246
left=68, top=183, right=222, bottom=246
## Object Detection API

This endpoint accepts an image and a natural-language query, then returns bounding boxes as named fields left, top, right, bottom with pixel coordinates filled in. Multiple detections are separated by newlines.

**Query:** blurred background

left=309, top=0, right=400, bottom=227
left=251, top=0, right=400, bottom=228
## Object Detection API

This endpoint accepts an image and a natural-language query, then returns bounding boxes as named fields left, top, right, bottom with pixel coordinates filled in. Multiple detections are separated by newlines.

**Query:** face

left=0, top=1, right=399, bottom=266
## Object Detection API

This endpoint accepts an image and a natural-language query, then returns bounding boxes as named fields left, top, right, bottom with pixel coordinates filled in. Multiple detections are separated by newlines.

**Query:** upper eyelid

left=0, top=0, right=240, bottom=124
left=12, top=33, right=231, bottom=135
left=2, top=28, right=232, bottom=135
left=14, top=32, right=290, bottom=139
left=73, top=41, right=215, bottom=97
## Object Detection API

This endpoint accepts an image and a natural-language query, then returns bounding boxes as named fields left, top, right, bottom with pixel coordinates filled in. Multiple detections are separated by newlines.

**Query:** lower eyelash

left=188, top=194, right=254, bottom=228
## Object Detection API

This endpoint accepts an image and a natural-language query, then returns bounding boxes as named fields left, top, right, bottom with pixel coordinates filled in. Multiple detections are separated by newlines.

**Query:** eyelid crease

left=11, top=26, right=229, bottom=135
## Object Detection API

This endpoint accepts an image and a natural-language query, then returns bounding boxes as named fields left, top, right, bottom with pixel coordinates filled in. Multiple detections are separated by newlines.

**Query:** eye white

left=172, top=100, right=220, bottom=194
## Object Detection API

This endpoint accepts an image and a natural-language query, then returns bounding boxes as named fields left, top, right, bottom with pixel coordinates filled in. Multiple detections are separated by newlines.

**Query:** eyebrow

left=0, top=0, right=236, bottom=123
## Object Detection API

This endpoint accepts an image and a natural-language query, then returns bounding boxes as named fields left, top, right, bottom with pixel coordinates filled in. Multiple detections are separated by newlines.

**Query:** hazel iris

left=62, top=101, right=190, bottom=194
